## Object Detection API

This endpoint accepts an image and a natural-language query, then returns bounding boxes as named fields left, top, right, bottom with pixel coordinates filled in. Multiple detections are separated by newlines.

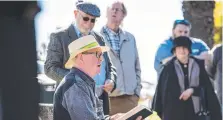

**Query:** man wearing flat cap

left=53, top=35, right=143, bottom=120
left=44, top=1, right=116, bottom=115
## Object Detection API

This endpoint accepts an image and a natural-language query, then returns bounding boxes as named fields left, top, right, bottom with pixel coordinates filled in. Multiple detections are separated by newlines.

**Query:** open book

left=116, top=105, right=153, bottom=120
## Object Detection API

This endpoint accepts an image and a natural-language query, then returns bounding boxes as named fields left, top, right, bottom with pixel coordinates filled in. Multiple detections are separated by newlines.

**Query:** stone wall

left=39, top=103, right=53, bottom=120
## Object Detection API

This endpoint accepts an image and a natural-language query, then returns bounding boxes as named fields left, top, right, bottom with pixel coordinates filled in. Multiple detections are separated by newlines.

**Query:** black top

left=178, top=61, right=189, bottom=89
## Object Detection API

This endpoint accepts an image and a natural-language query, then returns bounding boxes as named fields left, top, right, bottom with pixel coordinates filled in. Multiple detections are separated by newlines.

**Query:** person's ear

left=79, top=54, right=86, bottom=64
left=74, top=10, right=78, bottom=18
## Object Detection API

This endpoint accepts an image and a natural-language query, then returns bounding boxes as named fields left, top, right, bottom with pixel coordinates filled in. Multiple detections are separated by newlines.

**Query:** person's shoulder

left=190, top=37, right=206, bottom=44
left=159, top=57, right=176, bottom=78
left=190, top=56, right=205, bottom=66
left=163, top=56, right=176, bottom=67
left=162, top=37, right=172, bottom=44
left=56, top=72, right=77, bottom=91
left=121, top=29, right=135, bottom=39
left=157, top=37, right=172, bottom=49
left=212, top=44, right=222, bottom=52
left=50, top=25, right=71, bottom=37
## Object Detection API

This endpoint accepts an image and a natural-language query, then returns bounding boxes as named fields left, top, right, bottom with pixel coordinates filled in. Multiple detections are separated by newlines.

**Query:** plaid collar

left=104, top=26, right=123, bottom=35
left=73, top=23, right=93, bottom=37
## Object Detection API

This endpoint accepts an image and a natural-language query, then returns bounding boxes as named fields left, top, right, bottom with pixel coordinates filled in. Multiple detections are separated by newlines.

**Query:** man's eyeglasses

left=82, top=51, right=103, bottom=58
left=111, top=8, right=123, bottom=12
left=79, top=13, right=96, bottom=23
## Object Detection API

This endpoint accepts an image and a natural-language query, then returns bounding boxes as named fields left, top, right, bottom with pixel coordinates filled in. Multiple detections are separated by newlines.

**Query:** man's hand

left=110, top=113, right=142, bottom=120
left=110, top=113, right=124, bottom=120
left=103, top=79, right=114, bottom=93
left=179, top=88, right=194, bottom=101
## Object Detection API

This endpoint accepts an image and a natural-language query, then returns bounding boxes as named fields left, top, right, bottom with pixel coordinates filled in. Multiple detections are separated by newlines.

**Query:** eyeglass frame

left=78, top=12, right=96, bottom=23
left=82, top=51, right=103, bottom=59
left=111, top=7, right=124, bottom=13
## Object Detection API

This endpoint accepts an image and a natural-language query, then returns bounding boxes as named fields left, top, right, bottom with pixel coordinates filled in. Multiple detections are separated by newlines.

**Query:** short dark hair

left=172, top=19, right=191, bottom=29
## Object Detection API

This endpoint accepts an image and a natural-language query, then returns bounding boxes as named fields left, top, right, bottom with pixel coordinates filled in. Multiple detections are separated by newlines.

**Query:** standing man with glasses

left=53, top=35, right=143, bottom=120
left=154, top=19, right=210, bottom=75
left=44, top=1, right=116, bottom=115
left=100, top=1, right=142, bottom=115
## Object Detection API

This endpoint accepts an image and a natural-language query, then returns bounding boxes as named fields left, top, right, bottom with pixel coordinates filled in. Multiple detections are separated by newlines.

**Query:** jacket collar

left=102, top=26, right=129, bottom=41
left=70, top=67, right=95, bottom=87
left=101, top=26, right=129, bottom=56
left=68, top=24, right=78, bottom=42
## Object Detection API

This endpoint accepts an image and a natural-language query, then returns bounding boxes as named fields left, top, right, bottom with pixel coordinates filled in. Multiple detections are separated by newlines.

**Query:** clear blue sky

left=35, top=0, right=184, bottom=84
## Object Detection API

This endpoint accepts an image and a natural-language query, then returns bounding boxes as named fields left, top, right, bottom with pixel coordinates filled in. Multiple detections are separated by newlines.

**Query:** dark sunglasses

left=79, top=13, right=96, bottom=23
left=82, top=51, right=103, bottom=58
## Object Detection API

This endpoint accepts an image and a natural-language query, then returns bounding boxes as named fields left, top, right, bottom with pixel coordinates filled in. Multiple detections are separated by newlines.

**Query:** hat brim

left=65, top=46, right=109, bottom=69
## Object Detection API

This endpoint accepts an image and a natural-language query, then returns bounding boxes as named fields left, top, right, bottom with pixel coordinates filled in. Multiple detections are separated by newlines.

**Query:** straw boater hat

left=65, top=35, right=109, bottom=69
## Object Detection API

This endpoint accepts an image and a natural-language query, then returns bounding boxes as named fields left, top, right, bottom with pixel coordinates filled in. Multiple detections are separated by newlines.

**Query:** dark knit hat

left=171, top=36, right=192, bottom=53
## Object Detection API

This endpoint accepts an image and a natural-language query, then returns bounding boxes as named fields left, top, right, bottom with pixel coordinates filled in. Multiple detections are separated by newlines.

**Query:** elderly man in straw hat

left=44, top=1, right=116, bottom=115
left=53, top=35, right=143, bottom=120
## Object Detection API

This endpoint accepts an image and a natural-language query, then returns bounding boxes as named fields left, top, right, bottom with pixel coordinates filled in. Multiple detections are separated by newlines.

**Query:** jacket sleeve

left=152, top=66, right=166, bottom=118
left=106, top=53, right=117, bottom=92
left=134, top=37, right=142, bottom=97
left=93, top=32, right=117, bottom=91
left=44, top=33, right=69, bottom=82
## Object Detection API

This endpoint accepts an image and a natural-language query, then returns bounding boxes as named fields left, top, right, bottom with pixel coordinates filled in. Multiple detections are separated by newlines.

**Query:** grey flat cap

left=76, top=2, right=100, bottom=17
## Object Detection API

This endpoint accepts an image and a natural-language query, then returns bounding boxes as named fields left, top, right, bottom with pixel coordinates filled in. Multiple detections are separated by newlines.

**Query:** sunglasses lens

left=91, top=19, right=96, bottom=23
left=83, top=17, right=90, bottom=21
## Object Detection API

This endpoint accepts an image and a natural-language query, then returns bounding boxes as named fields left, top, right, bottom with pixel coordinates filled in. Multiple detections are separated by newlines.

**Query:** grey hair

left=120, top=2, right=127, bottom=16
left=108, top=0, right=127, bottom=16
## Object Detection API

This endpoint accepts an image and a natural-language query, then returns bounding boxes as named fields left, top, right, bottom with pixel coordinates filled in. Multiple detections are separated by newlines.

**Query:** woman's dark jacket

left=152, top=56, right=222, bottom=120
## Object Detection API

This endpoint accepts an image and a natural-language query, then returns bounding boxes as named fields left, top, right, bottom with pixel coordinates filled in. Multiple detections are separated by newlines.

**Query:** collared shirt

left=154, top=36, right=210, bottom=74
left=53, top=67, right=106, bottom=120
left=72, top=23, right=93, bottom=37
left=73, top=24, right=82, bottom=38
left=73, top=23, right=107, bottom=93
left=94, top=60, right=106, bottom=96
left=103, top=26, right=121, bottom=56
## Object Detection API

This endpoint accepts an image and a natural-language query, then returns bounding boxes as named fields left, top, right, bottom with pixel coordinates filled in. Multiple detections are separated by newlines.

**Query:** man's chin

left=81, top=29, right=91, bottom=35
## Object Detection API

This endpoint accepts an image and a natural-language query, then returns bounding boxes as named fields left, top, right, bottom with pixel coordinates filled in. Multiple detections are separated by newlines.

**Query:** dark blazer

left=44, top=24, right=116, bottom=115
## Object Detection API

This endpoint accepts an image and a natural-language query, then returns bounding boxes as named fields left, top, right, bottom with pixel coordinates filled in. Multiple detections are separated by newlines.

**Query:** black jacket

left=152, top=57, right=221, bottom=120
left=207, top=44, right=222, bottom=105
